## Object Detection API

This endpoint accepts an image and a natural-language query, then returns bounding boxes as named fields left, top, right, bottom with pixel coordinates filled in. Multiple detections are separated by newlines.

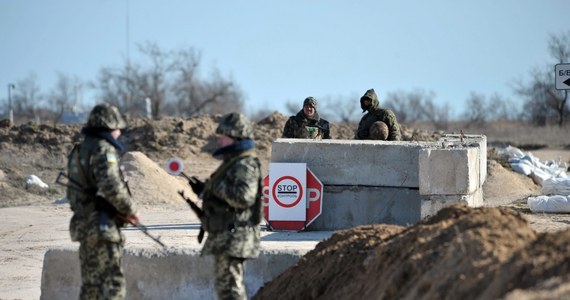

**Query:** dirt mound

left=483, top=159, right=540, bottom=206
left=0, top=112, right=541, bottom=210
left=121, top=151, right=197, bottom=209
left=0, top=112, right=437, bottom=161
left=254, top=205, right=570, bottom=300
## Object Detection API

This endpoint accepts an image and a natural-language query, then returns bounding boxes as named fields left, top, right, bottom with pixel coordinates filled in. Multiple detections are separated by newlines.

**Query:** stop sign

left=263, top=167, right=323, bottom=231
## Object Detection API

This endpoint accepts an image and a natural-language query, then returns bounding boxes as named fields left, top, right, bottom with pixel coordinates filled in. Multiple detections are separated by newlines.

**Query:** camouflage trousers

left=79, top=240, right=125, bottom=300
left=214, top=254, right=246, bottom=300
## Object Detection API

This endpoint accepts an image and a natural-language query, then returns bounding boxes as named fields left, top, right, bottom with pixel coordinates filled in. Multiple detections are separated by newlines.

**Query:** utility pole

left=7, top=83, right=15, bottom=124
left=125, top=0, right=131, bottom=115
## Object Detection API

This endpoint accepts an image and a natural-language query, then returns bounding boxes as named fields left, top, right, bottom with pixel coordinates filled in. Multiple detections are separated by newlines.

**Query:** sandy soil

left=1, top=114, right=569, bottom=299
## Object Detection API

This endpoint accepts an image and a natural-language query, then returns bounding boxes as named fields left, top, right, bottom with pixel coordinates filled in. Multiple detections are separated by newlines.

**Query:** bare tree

left=516, top=31, right=570, bottom=126
left=321, top=94, right=360, bottom=124
left=384, top=89, right=449, bottom=129
left=169, top=47, right=202, bottom=116
left=136, top=42, right=170, bottom=119
left=462, top=92, right=487, bottom=124
left=167, top=70, right=244, bottom=117
left=548, top=31, right=570, bottom=126
left=487, top=93, right=518, bottom=121
left=515, top=67, right=560, bottom=126
left=12, top=72, right=43, bottom=121
left=93, top=42, right=245, bottom=119
left=92, top=42, right=171, bottom=119
left=199, top=71, right=244, bottom=115
left=47, top=73, right=83, bottom=125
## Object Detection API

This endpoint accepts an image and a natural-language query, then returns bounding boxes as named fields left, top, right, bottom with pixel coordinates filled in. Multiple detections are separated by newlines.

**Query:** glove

left=121, top=211, right=141, bottom=225
left=189, top=176, right=205, bottom=195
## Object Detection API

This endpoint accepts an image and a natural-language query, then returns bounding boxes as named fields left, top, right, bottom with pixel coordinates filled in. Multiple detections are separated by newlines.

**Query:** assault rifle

left=177, top=189, right=205, bottom=243
left=56, top=172, right=167, bottom=249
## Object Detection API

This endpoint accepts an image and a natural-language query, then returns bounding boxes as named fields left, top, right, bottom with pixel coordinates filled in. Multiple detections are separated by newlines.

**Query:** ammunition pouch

left=202, top=205, right=237, bottom=233
left=202, top=198, right=252, bottom=233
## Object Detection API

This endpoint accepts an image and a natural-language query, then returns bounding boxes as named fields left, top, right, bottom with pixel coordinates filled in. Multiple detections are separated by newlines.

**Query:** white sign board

left=269, top=163, right=306, bottom=221
left=555, top=63, right=570, bottom=90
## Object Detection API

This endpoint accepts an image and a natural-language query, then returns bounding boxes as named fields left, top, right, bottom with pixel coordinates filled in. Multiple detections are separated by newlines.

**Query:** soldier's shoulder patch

left=106, top=153, right=118, bottom=164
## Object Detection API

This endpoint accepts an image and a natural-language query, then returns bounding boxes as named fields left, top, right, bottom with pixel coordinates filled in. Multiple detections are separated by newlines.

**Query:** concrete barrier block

left=419, top=146, right=480, bottom=195
left=272, top=139, right=436, bottom=188
left=420, top=188, right=484, bottom=219
left=41, top=247, right=306, bottom=300
left=441, top=134, right=487, bottom=184
left=306, top=185, right=423, bottom=230
left=40, top=247, right=79, bottom=300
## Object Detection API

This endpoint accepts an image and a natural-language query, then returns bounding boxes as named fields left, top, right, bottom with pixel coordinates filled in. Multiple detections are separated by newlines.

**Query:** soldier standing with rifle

left=67, top=103, right=139, bottom=300
left=188, top=112, right=263, bottom=300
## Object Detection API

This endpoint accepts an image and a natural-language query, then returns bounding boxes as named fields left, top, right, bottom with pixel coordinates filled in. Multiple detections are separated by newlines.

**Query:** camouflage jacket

left=201, top=149, right=262, bottom=259
left=356, top=107, right=401, bottom=141
left=282, top=110, right=331, bottom=139
left=67, top=133, right=136, bottom=244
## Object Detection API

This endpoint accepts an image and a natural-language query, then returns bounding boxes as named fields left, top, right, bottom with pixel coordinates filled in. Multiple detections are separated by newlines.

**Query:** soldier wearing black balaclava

left=356, top=88, right=401, bottom=141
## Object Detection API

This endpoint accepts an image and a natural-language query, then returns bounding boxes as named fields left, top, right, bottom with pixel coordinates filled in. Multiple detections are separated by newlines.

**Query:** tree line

left=2, top=32, right=569, bottom=128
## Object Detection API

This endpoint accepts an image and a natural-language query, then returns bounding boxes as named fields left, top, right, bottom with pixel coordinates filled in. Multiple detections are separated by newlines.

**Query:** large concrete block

left=41, top=247, right=306, bottom=300
left=441, top=134, right=487, bottom=184
left=420, top=188, right=484, bottom=219
left=419, top=146, right=480, bottom=195
left=306, top=185, right=423, bottom=230
left=272, top=139, right=436, bottom=188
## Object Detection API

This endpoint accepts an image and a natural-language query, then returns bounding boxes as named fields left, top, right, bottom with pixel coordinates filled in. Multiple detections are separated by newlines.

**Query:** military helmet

left=86, top=103, right=127, bottom=130
left=216, top=112, right=254, bottom=140
left=369, top=121, right=389, bottom=140
left=303, top=96, right=317, bottom=108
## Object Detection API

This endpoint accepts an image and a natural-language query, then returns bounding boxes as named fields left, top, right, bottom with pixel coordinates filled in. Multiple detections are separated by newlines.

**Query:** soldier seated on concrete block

left=356, top=88, right=401, bottom=141
left=282, top=96, right=331, bottom=140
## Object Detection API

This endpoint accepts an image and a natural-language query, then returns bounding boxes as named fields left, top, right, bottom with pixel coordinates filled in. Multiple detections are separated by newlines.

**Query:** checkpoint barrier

left=271, top=134, right=487, bottom=230
left=262, top=164, right=323, bottom=231
left=41, top=247, right=309, bottom=300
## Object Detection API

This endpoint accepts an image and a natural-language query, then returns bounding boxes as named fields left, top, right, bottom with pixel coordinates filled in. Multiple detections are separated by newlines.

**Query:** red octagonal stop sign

left=262, top=167, right=323, bottom=231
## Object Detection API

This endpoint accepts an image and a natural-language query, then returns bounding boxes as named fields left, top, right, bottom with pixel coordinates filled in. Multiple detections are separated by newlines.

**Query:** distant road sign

left=555, top=63, right=570, bottom=90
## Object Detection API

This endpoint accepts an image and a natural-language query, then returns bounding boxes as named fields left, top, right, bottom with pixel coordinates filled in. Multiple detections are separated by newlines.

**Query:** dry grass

left=406, top=121, right=570, bottom=148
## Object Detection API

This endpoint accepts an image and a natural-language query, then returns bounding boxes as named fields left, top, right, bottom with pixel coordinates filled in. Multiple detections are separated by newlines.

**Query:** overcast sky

left=1, top=0, right=568, bottom=119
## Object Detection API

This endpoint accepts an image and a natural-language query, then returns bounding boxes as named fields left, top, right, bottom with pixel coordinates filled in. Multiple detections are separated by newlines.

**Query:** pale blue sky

left=1, top=0, right=568, bottom=119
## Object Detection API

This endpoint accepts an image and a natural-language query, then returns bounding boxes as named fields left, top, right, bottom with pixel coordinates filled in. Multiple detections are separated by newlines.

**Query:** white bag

left=528, top=195, right=570, bottom=213
left=542, top=178, right=570, bottom=195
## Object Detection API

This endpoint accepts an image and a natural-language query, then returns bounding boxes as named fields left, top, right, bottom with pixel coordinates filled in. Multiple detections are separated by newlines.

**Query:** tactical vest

left=201, top=150, right=263, bottom=233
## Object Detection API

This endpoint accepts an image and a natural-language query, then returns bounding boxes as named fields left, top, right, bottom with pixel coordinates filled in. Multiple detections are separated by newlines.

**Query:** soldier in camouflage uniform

left=356, top=88, right=401, bottom=141
left=67, top=104, right=139, bottom=300
left=282, top=97, right=331, bottom=139
left=188, top=112, right=263, bottom=300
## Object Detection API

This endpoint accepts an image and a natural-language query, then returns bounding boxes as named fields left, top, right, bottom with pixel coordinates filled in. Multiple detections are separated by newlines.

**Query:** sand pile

left=483, top=159, right=540, bottom=206
left=253, top=205, right=570, bottom=300
left=121, top=151, right=198, bottom=209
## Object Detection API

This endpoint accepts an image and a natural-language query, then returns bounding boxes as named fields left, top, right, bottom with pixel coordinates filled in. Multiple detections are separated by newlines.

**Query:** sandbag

left=542, top=178, right=570, bottom=195
left=527, top=195, right=570, bottom=213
